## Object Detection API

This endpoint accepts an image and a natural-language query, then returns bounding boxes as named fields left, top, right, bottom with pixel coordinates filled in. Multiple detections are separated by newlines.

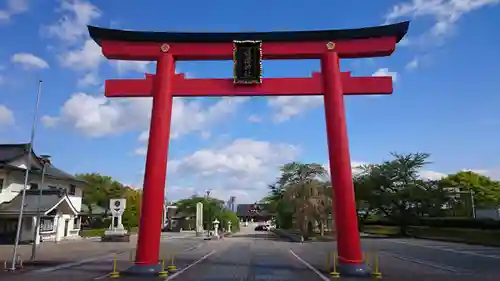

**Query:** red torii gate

left=88, top=21, right=409, bottom=276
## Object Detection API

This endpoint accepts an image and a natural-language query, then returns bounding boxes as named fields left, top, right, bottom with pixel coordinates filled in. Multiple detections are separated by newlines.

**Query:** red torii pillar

left=88, top=21, right=409, bottom=276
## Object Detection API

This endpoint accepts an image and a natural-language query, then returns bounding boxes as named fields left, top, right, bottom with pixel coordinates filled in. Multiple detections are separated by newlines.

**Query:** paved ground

left=293, top=236, right=500, bottom=281
left=363, top=237, right=500, bottom=276
left=1, top=228, right=499, bottom=280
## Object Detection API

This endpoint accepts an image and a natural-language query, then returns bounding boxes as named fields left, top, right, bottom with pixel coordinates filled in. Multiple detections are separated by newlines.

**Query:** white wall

left=18, top=213, right=81, bottom=243
left=0, top=169, right=83, bottom=211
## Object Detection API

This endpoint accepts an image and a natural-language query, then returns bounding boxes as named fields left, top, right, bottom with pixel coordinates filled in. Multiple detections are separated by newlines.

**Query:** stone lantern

left=212, top=218, right=220, bottom=237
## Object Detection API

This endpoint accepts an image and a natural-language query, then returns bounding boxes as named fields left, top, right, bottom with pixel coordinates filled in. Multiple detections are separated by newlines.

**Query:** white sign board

left=109, top=198, right=127, bottom=216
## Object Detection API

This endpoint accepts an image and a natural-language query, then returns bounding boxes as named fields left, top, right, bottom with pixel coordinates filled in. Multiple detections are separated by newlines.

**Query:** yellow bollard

left=326, top=251, right=331, bottom=272
left=108, top=254, right=120, bottom=278
left=158, top=259, right=168, bottom=277
left=129, top=251, right=133, bottom=263
left=371, top=252, right=382, bottom=279
left=330, top=251, right=340, bottom=279
left=167, top=252, right=177, bottom=272
left=365, top=251, right=370, bottom=265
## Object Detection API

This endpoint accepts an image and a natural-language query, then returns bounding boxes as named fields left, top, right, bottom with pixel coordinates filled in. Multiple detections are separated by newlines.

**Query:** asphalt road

left=2, top=228, right=500, bottom=281
left=168, top=229, right=328, bottom=281
left=362, top=237, right=500, bottom=275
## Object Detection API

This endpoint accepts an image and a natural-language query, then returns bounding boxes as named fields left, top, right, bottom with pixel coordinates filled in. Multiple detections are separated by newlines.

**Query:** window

left=73, top=217, right=81, bottom=230
left=68, top=184, right=76, bottom=195
left=0, top=178, right=4, bottom=191
left=30, top=183, right=39, bottom=190
left=40, top=218, right=54, bottom=232
left=48, top=185, right=57, bottom=189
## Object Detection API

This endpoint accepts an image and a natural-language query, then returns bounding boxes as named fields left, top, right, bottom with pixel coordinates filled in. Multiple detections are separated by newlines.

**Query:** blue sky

left=0, top=0, right=499, bottom=204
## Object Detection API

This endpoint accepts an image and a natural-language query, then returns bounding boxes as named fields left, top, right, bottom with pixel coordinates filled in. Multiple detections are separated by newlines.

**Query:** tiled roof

left=0, top=188, right=78, bottom=215
left=0, top=143, right=85, bottom=184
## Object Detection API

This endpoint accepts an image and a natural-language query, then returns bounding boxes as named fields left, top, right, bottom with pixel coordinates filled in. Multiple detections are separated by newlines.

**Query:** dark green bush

left=363, top=217, right=500, bottom=229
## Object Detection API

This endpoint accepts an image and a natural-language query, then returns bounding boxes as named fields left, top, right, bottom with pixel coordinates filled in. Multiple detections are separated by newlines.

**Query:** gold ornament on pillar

left=326, top=41, right=336, bottom=51
left=160, top=44, right=170, bottom=53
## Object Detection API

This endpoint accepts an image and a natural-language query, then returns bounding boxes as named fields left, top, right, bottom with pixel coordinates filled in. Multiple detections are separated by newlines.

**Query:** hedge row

left=363, top=225, right=500, bottom=247
left=363, top=217, right=500, bottom=230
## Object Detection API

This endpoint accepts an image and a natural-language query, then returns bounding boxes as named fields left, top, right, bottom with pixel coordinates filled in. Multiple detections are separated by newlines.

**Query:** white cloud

left=0, top=0, right=29, bottom=22
left=0, top=105, right=14, bottom=126
left=40, top=115, right=59, bottom=128
left=405, top=58, right=420, bottom=70
left=134, top=147, right=147, bottom=156
left=77, top=72, right=100, bottom=87
left=248, top=115, right=262, bottom=123
left=11, top=53, right=49, bottom=69
left=323, top=161, right=368, bottom=179
left=136, top=97, right=249, bottom=144
left=167, top=139, right=301, bottom=203
left=43, top=93, right=249, bottom=141
left=42, top=93, right=148, bottom=137
left=420, top=170, right=446, bottom=180
left=115, top=61, right=153, bottom=74
left=44, top=1, right=103, bottom=82
left=385, top=0, right=500, bottom=41
left=372, top=68, right=398, bottom=83
left=44, top=0, right=101, bottom=44
left=267, top=96, right=323, bottom=123
left=60, top=39, right=103, bottom=71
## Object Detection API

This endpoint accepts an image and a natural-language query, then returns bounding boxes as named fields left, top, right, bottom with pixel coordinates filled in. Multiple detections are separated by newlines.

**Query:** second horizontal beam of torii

left=104, top=72, right=392, bottom=98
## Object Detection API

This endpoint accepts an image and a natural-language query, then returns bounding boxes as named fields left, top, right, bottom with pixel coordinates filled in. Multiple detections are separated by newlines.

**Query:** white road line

left=33, top=252, right=119, bottom=273
left=386, top=240, right=500, bottom=260
left=92, top=244, right=209, bottom=280
left=379, top=251, right=463, bottom=273
left=33, top=237, right=200, bottom=274
left=289, top=250, right=330, bottom=281
left=165, top=250, right=216, bottom=280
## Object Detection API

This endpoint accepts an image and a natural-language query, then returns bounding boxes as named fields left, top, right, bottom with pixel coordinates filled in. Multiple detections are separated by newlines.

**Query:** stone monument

left=195, top=202, right=204, bottom=236
left=102, top=198, right=130, bottom=242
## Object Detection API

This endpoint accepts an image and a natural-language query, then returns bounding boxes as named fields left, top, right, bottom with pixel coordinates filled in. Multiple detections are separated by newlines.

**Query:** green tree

left=440, top=171, right=500, bottom=214
left=76, top=173, right=126, bottom=212
left=174, top=196, right=238, bottom=232
left=264, top=162, right=331, bottom=237
left=261, top=184, right=294, bottom=229
left=76, top=173, right=137, bottom=227
left=122, top=188, right=141, bottom=229
left=354, top=152, right=450, bottom=234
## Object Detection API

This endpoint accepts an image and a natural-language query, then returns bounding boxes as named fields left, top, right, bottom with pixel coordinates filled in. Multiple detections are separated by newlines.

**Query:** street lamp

left=10, top=80, right=43, bottom=271
left=30, top=155, right=51, bottom=261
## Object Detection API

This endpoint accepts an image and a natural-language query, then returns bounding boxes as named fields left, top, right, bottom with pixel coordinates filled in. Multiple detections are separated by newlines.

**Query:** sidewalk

left=0, top=239, right=136, bottom=265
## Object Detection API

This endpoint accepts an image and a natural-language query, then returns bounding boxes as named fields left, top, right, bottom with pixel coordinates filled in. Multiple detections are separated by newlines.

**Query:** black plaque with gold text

left=233, top=40, right=262, bottom=84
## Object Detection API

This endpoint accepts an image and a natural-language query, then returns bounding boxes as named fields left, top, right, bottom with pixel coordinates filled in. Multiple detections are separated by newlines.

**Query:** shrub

left=362, top=217, right=500, bottom=229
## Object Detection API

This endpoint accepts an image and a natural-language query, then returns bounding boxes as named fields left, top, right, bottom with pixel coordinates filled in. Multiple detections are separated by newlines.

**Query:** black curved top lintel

left=88, top=21, right=409, bottom=46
